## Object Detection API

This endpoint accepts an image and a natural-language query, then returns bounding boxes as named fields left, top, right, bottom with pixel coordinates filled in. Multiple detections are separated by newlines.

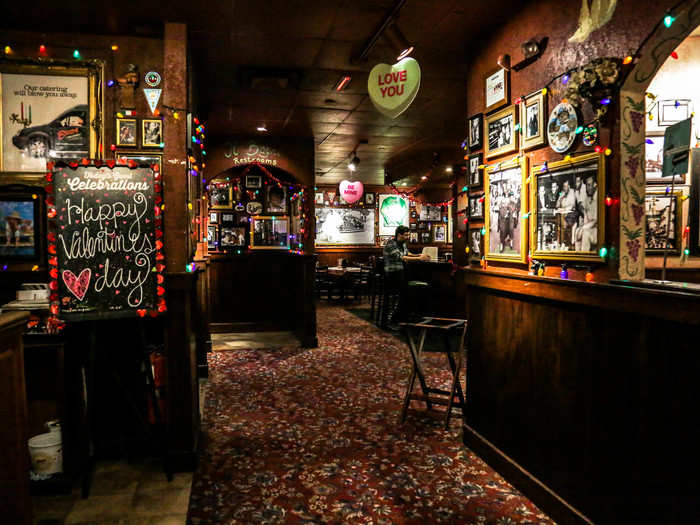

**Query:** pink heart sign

left=339, top=180, right=364, bottom=204
left=62, top=268, right=91, bottom=301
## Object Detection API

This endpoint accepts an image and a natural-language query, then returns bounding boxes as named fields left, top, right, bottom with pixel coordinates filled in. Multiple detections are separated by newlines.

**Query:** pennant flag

left=143, top=88, right=162, bottom=114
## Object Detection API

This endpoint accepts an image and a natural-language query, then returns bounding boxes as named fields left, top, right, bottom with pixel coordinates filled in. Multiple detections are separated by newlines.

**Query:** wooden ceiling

left=2, top=0, right=527, bottom=186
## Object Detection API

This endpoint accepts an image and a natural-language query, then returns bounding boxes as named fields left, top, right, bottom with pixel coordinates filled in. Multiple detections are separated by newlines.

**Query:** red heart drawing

left=81, top=158, right=90, bottom=166
left=69, top=161, right=78, bottom=169
left=106, top=160, right=116, bottom=168
left=49, top=268, right=58, bottom=279
left=62, top=268, right=91, bottom=301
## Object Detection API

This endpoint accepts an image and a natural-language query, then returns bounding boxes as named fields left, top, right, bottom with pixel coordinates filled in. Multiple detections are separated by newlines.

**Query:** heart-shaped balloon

left=339, top=180, right=364, bottom=204
left=367, top=57, right=421, bottom=119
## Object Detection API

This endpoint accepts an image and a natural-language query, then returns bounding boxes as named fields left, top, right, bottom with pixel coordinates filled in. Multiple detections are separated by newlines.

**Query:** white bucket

left=28, top=432, right=63, bottom=475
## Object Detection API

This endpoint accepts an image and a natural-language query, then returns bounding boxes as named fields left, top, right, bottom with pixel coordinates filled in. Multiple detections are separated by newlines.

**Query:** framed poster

left=207, top=224, right=218, bottom=250
left=485, top=105, right=517, bottom=158
left=645, top=133, right=685, bottom=184
left=419, top=205, right=441, bottom=221
left=645, top=191, right=681, bottom=254
left=485, top=156, right=528, bottom=263
left=658, top=99, right=691, bottom=126
left=209, top=185, right=233, bottom=210
left=0, top=58, right=103, bottom=181
left=250, top=215, right=289, bottom=249
left=433, top=223, right=446, bottom=243
left=484, top=68, right=508, bottom=113
left=468, top=194, right=484, bottom=220
left=48, top=162, right=165, bottom=320
left=365, top=192, right=375, bottom=206
left=468, top=153, right=483, bottom=187
left=220, top=226, right=247, bottom=249
left=141, top=118, right=163, bottom=147
left=378, top=194, right=409, bottom=236
left=315, top=207, right=375, bottom=246
left=116, top=118, right=137, bottom=147
left=530, top=152, right=604, bottom=261
left=521, top=90, right=546, bottom=150
left=314, top=192, right=324, bottom=204
left=0, top=192, right=40, bottom=260
left=265, top=184, right=287, bottom=213
left=468, top=113, right=483, bottom=151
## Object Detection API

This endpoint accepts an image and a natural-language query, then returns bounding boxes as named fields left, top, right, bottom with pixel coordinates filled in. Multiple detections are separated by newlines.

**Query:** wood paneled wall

left=459, top=269, right=700, bottom=523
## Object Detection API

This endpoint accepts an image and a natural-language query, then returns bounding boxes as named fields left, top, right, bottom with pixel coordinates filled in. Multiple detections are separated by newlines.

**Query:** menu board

left=47, top=161, right=165, bottom=320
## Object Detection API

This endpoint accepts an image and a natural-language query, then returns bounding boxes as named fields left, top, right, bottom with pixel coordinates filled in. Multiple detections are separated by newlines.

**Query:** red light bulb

left=39, top=45, right=46, bottom=53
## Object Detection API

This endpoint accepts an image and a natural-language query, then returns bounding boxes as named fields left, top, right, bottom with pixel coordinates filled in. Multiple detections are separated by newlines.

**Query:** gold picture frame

left=250, top=215, right=290, bottom=250
left=484, top=105, right=518, bottom=159
left=0, top=57, right=104, bottom=185
left=116, top=117, right=137, bottom=147
left=484, top=155, right=528, bottom=263
left=141, top=118, right=163, bottom=148
left=530, top=152, right=605, bottom=261
left=209, top=185, right=233, bottom=210
left=645, top=190, right=682, bottom=254
left=521, top=90, right=546, bottom=150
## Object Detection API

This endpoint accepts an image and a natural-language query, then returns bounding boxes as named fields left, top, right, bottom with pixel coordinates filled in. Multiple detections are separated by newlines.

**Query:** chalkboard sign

left=46, top=160, right=165, bottom=320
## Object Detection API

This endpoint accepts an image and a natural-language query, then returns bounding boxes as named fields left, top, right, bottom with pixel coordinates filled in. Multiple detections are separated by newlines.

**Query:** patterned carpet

left=187, top=303, right=554, bottom=524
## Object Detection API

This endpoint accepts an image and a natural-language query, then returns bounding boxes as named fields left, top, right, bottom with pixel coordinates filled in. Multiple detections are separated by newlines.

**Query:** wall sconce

left=513, top=37, right=548, bottom=71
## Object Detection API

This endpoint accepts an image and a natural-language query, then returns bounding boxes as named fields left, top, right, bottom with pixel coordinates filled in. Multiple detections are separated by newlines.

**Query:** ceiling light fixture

left=385, top=23, right=414, bottom=61
left=256, top=124, right=268, bottom=132
left=348, top=151, right=360, bottom=172
left=445, top=167, right=453, bottom=173
left=335, top=75, right=352, bottom=92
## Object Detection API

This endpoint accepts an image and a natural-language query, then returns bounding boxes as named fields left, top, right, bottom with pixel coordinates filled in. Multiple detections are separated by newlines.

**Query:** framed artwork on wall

left=468, top=113, right=483, bottom=150
left=315, top=192, right=324, bottom=204
left=521, top=90, right=546, bottom=150
left=0, top=192, right=41, bottom=260
left=221, top=212, right=234, bottom=224
left=220, top=226, right=247, bottom=249
left=433, top=224, right=446, bottom=243
left=468, top=194, right=484, bottom=220
left=245, top=175, right=261, bottom=188
left=484, top=68, right=509, bottom=113
left=468, top=228, right=483, bottom=263
left=315, top=207, right=375, bottom=245
left=116, top=117, right=137, bottom=147
left=468, top=153, right=483, bottom=187
left=409, top=232, right=418, bottom=244
left=530, top=152, right=604, bottom=261
left=141, top=118, right=163, bottom=147
left=207, top=224, right=218, bottom=251
left=485, top=105, right=517, bottom=158
left=378, top=194, right=409, bottom=236
left=645, top=191, right=681, bottom=254
left=0, top=58, right=103, bottom=181
left=364, top=192, right=375, bottom=206
left=658, top=99, right=691, bottom=126
left=250, top=215, right=289, bottom=249
left=485, top=156, right=528, bottom=263
left=209, top=185, right=233, bottom=209
left=645, top=132, right=685, bottom=184
left=209, top=212, right=218, bottom=224
left=265, top=185, right=287, bottom=213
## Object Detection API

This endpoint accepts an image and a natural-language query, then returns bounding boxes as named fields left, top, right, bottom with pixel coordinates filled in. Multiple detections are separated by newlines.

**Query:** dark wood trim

left=460, top=268, right=700, bottom=325
left=462, top=423, right=593, bottom=525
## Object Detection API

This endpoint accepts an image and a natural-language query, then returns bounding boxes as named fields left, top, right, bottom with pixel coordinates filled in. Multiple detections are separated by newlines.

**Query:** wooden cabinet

left=0, top=311, right=32, bottom=525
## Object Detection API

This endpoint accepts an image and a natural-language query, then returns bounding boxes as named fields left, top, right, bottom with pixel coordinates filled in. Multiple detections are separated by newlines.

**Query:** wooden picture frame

left=485, top=105, right=518, bottom=159
left=521, top=90, right=546, bottom=150
left=468, top=193, right=484, bottom=221
left=0, top=57, right=103, bottom=183
left=250, top=215, right=290, bottom=249
left=209, top=185, right=233, bottom=210
left=116, top=117, right=137, bottom=147
left=484, top=156, right=528, bottom=263
left=468, top=113, right=483, bottom=150
left=530, top=152, right=605, bottom=261
left=484, top=67, right=509, bottom=113
left=645, top=190, right=682, bottom=254
left=141, top=118, right=163, bottom=147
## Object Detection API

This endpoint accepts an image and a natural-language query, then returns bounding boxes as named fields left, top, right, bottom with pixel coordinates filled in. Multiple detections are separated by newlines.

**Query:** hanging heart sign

left=339, top=180, right=364, bottom=204
left=367, top=57, right=421, bottom=119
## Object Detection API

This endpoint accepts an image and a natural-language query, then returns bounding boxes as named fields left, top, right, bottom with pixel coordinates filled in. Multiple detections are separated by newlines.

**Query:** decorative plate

left=246, top=202, right=262, bottom=215
left=547, top=102, right=578, bottom=153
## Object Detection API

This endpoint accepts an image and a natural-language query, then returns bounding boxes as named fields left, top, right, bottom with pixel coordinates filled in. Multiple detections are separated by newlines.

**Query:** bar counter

left=457, top=267, right=700, bottom=524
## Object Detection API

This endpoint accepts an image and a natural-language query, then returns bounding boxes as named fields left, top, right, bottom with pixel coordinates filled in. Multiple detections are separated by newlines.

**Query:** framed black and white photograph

left=468, top=153, right=482, bottom=187
left=207, top=224, right=218, bottom=251
left=645, top=191, right=681, bottom=254
left=645, top=133, right=685, bottom=184
left=484, top=68, right=508, bottom=113
left=364, top=192, right=375, bottom=206
left=221, top=212, right=234, bottom=224
left=245, top=175, right=262, bottom=188
left=409, top=232, right=418, bottom=244
left=419, top=205, right=441, bottom=221
left=116, top=118, right=137, bottom=147
left=658, top=99, right=691, bottom=126
left=521, top=90, right=546, bottom=150
left=468, top=194, right=484, bottom=220
left=265, top=185, right=287, bottom=213
left=209, top=212, right=218, bottom=224
left=531, top=152, right=604, bottom=261
left=1, top=59, right=101, bottom=178
left=141, top=118, right=163, bottom=147
left=468, top=113, right=483, bottom=150
left=485, top=156, right=528, bottom=263
left=251, top=216, right=289, bottom=250
left=315, top=207, right=375, bottom=246
left=420, top=232, right=431, bottom=244
left=315, top=192, right=324, bottom=205
left=409, top=222, right=417, bottom=230
left=433, top=224, right=446, bottom=243
left=220, top=226, right=247, bottom=249
left=209, top=185, right=233, bottom=210
left=468, top=228, right=483, bottom=263
left=485, top=105, right=517, bottom=159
